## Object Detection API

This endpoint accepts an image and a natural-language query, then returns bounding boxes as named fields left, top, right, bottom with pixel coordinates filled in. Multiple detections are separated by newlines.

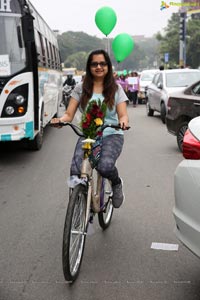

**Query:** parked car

left=138, top=69, right=158, bottom=104
left=173, top=116, right=200, bottom=258
left=146, top=69, right=200, bottom=123
left=166, top=80, right=200, bottom=152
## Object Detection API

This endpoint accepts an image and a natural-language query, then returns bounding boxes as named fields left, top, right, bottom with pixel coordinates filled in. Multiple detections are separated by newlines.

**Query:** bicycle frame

left=80, top=138, right=104, bottom=228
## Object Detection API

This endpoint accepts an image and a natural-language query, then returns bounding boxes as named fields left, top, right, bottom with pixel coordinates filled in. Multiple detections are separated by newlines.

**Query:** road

left=0, top=105, right=200, bottom=300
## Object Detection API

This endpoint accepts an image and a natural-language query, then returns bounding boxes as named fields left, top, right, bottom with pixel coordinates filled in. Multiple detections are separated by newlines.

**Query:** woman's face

left=90, top=54, right=108, bottom=79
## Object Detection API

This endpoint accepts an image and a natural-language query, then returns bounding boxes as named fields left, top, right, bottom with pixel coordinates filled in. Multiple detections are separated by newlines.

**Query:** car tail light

left=167, top=97, right=172, bottom=109
left=182, top=129, right=200, bottom=159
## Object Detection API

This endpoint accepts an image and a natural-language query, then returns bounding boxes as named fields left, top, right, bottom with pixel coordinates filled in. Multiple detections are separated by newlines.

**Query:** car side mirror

left=157, top=82, right=163, bottom=89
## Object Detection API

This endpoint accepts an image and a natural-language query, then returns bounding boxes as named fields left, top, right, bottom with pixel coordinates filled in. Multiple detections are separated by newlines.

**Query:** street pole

left=179, top=11, right=186, bottom=67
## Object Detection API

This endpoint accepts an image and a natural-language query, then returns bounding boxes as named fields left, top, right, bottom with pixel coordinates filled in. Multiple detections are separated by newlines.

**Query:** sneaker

left=112, top=178, right=125, bottom=208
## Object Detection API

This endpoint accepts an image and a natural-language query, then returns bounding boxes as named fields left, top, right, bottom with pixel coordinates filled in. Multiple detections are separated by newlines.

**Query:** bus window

left=44, top=38, right=50, bottom=68
left=53, top=45, right=60, bottom=70
left=55, top=48, right=61, bottom=69
left=38, top=32, right=46, bottom=66
left=48, top=42, right=53, bottom=68
left=52, top=45, right=56, bottom=68
left=0, top=15, right=26, bottom=75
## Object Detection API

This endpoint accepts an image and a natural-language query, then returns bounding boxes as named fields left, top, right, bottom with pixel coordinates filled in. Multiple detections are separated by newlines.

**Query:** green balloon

left=112, top=33, right=134, bottom=63
left=95, top=7, right=117, bottom=36
left=123, top=70, right=127, bottom=75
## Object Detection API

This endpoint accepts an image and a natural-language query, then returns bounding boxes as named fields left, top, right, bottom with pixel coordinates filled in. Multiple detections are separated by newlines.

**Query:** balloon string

left=104, top=37, right=110, bottom=56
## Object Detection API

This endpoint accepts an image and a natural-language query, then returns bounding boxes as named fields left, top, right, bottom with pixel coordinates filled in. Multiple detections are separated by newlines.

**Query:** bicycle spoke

left=62, top=184, right=88, bottom=281
left=69, top=191, right=86, bottom=275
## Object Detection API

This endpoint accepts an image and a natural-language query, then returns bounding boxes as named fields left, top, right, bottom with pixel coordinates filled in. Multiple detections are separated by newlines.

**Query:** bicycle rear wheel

left=62, top=184, right=87, bottom=282
left=98, top=179, right=114, bottom=230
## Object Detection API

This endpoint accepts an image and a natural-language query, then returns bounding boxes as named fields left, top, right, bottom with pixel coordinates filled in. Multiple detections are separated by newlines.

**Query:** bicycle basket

left=89, top=136, right=102, bottom=169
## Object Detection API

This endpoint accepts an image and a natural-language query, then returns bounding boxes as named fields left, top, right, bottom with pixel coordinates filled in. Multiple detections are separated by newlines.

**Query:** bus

left=0, top=0, right=63, bottom=150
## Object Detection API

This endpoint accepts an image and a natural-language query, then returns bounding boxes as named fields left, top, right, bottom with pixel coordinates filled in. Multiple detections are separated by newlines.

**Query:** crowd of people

left=114, top=71, right=140, bottom=107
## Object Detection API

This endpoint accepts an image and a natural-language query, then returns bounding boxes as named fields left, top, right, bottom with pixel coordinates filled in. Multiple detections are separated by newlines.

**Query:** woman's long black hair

left=80, top=49, right=118, bottom=110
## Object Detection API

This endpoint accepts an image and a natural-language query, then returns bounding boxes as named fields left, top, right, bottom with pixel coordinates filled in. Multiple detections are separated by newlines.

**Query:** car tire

left=176, top=121, right=189, bottom=152
left=160, top=102, right=166, bottom=124
left=146, top=101, right=154, bottom=116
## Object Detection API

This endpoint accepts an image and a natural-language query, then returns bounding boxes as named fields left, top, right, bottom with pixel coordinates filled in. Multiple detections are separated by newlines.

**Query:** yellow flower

left=94, top=118, right=103, bottom=126
left=82, top=142, right=91, bottom=150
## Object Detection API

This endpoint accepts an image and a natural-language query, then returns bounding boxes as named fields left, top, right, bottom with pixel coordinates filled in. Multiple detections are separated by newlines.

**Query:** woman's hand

left=119, top=120, right=129, bottom=130
left=50, top=117, right=62, bottom=128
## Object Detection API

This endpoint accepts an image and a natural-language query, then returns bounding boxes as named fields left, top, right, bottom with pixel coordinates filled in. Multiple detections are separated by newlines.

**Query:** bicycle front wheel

left=98, top=179, right=114, bottom=230
left=62, top=184, right=87, bottom=282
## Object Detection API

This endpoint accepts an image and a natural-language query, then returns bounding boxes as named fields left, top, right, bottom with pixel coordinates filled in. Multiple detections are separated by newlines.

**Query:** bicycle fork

left=85, top=183, right=92, bottom=230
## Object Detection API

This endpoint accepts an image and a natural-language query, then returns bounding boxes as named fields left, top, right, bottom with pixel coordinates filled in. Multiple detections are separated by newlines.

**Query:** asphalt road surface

left=0, top=104, right=200, bottom=300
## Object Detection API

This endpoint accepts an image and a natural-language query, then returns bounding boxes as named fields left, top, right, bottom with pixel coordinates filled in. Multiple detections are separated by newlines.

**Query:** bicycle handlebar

left=59, top=122, right=84, bottom=137
left=50, top=121, right=130, bottom=137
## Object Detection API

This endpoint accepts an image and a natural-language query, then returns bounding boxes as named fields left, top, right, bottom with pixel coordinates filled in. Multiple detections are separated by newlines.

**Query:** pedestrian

left=116, top=73, right=128, bottom=95
left=127, top=71, right=140, bottom=107
left=51, top=49, right=129, bottom=208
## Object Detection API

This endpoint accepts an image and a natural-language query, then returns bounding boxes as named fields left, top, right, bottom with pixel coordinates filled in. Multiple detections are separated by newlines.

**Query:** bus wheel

left=27, top=115, right=44, bottom=151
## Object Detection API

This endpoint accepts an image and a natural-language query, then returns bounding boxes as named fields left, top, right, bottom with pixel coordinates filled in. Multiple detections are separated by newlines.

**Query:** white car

left=138, top=69, right=158, bottom=104
left=146, top=69, right=200, bottom=123
left=173, top=116, right=200, bottom=258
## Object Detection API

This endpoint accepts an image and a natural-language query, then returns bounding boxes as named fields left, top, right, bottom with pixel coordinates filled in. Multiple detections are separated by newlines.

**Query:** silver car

left=138, top=69, right=158, bottom=104
left=173, top=116, right=200, bottom=258
left=146, top=69, right=200, bottom=123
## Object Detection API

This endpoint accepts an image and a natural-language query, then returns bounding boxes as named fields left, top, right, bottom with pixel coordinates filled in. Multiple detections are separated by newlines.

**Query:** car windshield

left=0, top=15, right=26, bottom=76
left=166, top=72, right=200, bottom=87
left=140, top=72, right=156, bottom=81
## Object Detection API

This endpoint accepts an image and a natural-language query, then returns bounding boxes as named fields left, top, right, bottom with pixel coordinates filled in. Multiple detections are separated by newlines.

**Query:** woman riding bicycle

left=51, top=49, right=129, bottom=208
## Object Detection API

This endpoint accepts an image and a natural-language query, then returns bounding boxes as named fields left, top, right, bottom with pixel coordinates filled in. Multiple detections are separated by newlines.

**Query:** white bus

left=0, top=0, right=63, bottom=150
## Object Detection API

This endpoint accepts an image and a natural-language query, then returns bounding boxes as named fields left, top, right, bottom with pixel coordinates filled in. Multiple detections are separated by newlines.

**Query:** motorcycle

left=62, top=84, right=75, bottom=108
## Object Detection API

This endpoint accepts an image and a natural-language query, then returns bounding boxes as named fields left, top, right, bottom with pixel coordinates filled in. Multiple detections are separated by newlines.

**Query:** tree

left=156, top=12, right=200, bottom=68
left=156, top=13, right=180, bottom=67
left=186, top=17, right=200, bottom=68
left=64, top=51, right=88, bottom=70
left=57, top=31, right=104, bottom=63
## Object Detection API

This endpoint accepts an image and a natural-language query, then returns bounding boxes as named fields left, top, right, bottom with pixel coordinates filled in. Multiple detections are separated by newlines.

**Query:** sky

left=30, top=0, right=179, bottom=38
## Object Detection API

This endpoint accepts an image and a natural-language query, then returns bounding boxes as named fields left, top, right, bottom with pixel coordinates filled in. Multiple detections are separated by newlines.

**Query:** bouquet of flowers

left=80, top=99, right=107, bottom=139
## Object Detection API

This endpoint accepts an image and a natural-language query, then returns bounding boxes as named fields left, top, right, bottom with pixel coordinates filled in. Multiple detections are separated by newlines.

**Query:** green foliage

left=136, top=37, right=159, bottom=69
left=64, top=51, right=88, bottom=70
left=57, top=31, right=104, bottom=63
left=186, top=18, right=200, bottom=67
left=156, top=13, right=180, bottom=67
left=156, top=12, right=200, bottom=68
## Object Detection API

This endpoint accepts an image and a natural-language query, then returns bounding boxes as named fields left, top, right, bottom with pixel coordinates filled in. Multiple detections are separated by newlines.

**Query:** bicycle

left=55, top=122, right=129, bottom=282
